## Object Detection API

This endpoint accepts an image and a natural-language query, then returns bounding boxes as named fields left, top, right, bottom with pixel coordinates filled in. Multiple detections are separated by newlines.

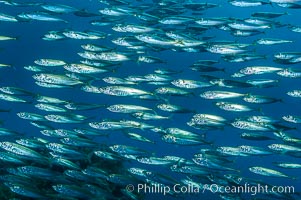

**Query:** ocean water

left=0, top=0, right=301, bottom=199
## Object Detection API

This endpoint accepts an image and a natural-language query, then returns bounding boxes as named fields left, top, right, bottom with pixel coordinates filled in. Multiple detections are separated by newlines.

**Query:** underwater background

left=0, top=0, right=301, bottom=199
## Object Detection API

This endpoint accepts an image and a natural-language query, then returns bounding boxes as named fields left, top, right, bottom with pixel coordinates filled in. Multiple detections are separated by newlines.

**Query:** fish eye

left=170, top=165, right=177, bottom=170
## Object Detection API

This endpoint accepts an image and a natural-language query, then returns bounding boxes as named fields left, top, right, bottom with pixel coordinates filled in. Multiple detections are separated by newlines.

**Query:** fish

left=40, top=129, right=78, bottom=138
left=89, top=121, right=137, bottom=130
left=131, top=112, right=170, bottom=120
left=193, top=155, right=240, bottom=171
left=196, top=17, right=228, bottom=27
left=113, top=23, right=157, bottom=33
left=74, top=9, right=100, bottom=17
left=243, top=94, right=282, bottom=104
left=45, top=114, right=87, bottom=123
left=215, top=102, right=258, bottom=112
left=273, top=162, right=301, bottom=169
left=240, top=132, right=275, bottom=141
left=273, top=131, right=301, bottom=144
left=228, top=22, right=272, bottom=31
left=33, top=73, right=83, bottom=86
left=256, top=38, right=293, bottom=45
left=282, top=115, right=301, bottom=123
left=249, top=166, right=296, bottom=179
left=206, top=44, right=248, bottom=55
left=222, top=53, right=266, bottom=63
left=109, top=145, right=150, bottom=156
left=157, top=103, right=195, bottom=113
left=0, top=93, right=28, bottom=103
left=154, top=87, right=193, bottom=96
left=187, top=113, right=227, bottom=130
left=34, top=59, right=66, bottom=66
left=102, top=76, right=136, bottom=85
left=171, top=79, right=212, bottom=89
left=63, top=63, right=110, bottom=74
left=5, top=182, right=46, bottom=199
left=18, top=12, right=68, bottom=23
left=64, top=102, right=106, bottom=111
left=94, top=150, right=120, bottom=161
left=0, top=128, right=20, bottom=136
left=100, top=86, right=151, bottom=96
left=231, top=120, right=272, bottom=131
left=35, top=103, right=67, bottom=112
left=0, top=152, right=25, bottom=164
left=277, top=68, right=301, bottom=78
left=171, top=164, right=211, bottom=175
left=238, top=145, right=272, bottom=155
left=62, top=30, right=106, bottom=40
left=238, top=66, right=283, bottom=76
left=52, top=184, right=93, bottom=199
left=42, top=30, right=66, bottom=41
left=144, top=74, right=172, bottom=82
left=0, top=63, right=11, bottom=68
left=217, top=146, right=249, bottom=157
left=0, top=12, right=18, bottom=22
left=35, top=95, right=67, bottom=104
left=0, top=86, right=34, bottom=96
left=0, top=142, right=46, bottom=160
left=246, top=79, right=279, bottom=87
left=251, top=11, right=289, bottom=18
left=229, top=0, right=271, bottom=7
left=17, top=112, right=46, bottom=121
left=136, top=156, right=175, bottom=165
left=107, top=104, right=152, bottom=113
left=200, top=91, right=245, bottom=99
left=46, top=143, right=85, bottom=157
left=135, top=34, right=178, bottom=46
left=287, top=90, right=301, bottom=98
left=162, top=134, right=208, bottom=145
left=268, top=143, right=301, bottom=153
left=0, top=35, right=17, bottom=40
left=60, top=137, right=97, bottom=147
left=125, top=132, right=155, bottom=143
left=159, top=16, right=194, bottom=25
left=41, top=3, right=79, bottom=13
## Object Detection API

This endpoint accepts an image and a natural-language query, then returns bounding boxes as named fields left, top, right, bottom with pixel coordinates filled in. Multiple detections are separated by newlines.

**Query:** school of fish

left=0, top=0, right=301, bottom=199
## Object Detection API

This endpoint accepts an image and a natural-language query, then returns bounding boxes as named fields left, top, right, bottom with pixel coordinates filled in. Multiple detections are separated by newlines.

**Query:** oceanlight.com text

left=126, top=183, right=295, bottom=196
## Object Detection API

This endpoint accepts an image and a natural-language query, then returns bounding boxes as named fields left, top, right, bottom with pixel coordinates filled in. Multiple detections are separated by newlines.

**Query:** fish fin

left=267, top=1, right=274, bottom=7
left=136, top=57, right=141, bottom=65
left=160, top=95, right=170, bottom=103
left=86, top=79, right=95, bottom=86
left=211, top=101, right=218, bottom=106
left=263, top=55, right=268, bottom=60
left=110, top=68, right=118, bottom=73
left=168, top=114, right=174, bottom=120
left=190, top=92, right=197, bottom=97
left=257, top=107, right=264, bottom=115
left=278, top=99, right=284, bottom=103
left=175, top=39, right=185, bottom=45
left=87, top=152, right=93, bottom=164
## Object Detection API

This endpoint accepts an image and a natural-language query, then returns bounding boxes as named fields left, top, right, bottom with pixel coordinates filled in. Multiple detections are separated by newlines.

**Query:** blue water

left=1, top=0, right=301, bottom=199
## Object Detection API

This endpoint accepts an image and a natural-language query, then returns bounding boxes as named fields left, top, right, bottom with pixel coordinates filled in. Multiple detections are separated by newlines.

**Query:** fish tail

left=278, top=98, right=285, bottom=103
